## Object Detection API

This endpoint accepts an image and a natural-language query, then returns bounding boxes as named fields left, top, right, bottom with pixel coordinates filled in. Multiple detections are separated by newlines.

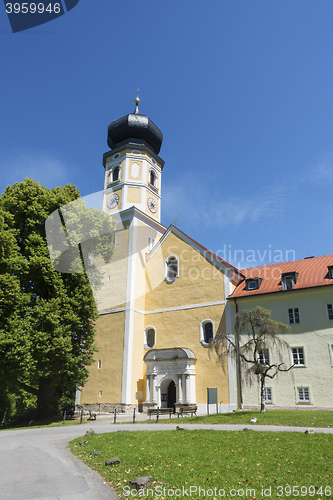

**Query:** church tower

left=102, top=95, right=164, bottom=222
left=78, top=96, right=167, bottom=410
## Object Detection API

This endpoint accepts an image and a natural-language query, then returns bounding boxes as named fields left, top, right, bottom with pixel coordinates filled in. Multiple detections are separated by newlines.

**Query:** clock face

left=147, top=198, right=157, bottom=213
left=107, top=193, right=119, bottom=209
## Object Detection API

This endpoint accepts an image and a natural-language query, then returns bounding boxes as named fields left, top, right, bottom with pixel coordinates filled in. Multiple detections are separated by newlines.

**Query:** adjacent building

left=229, top=256, right=333, bottom=409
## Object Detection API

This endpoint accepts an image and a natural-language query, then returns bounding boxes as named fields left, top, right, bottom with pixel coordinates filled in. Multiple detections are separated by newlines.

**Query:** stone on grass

left=129, top=477, right=152, bottom=490
left=105, top=457, right=121, bottom=466
left=91, top=450, right=101, bottom=455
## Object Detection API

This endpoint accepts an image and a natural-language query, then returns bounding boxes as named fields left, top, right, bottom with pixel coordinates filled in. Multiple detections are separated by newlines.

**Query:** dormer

left=245, top=277, right=262, bottom=291
left=281, top=272, right=298, bottom=291
left=328, top=266, right=333, bottom=280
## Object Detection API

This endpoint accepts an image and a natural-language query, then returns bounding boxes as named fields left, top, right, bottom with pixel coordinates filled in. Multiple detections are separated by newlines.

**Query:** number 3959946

left=5, top=3, right=61, bottom=14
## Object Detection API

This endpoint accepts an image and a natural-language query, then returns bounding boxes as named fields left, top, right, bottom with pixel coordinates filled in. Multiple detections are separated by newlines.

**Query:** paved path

left=1, top=418, right=332, bottom=500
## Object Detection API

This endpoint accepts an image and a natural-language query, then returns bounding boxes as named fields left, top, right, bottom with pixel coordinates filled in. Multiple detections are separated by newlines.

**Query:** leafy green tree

left=211, top=306, right=294, bottom=413
left=0, top=178, right=115, bottom=418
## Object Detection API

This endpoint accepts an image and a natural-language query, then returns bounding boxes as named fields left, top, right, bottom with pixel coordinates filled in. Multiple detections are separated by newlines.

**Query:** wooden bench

left=176, top=405, right=198, bottom=417
left=147, top=407, right=173, bottom=420
left=88, top=410, right=97, bottom=420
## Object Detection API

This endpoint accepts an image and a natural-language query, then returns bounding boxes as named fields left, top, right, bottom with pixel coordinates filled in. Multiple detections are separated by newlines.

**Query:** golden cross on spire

left=134, top=89, right=140, bottom=114
left=173, top=217, right=179, bottom=227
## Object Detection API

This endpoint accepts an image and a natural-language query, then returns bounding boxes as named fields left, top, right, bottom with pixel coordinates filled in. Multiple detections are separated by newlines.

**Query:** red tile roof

left=230, top=254, right=333, bottom=298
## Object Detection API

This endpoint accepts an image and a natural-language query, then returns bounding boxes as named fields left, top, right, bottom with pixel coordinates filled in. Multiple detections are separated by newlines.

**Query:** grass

left=69, top=429, right=333, bottom=499
left=144, top=410, right=333, bottom=428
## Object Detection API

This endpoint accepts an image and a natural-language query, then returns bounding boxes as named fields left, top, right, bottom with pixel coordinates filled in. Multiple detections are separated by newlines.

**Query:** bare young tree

left=211, top=306, right=294, bottom=413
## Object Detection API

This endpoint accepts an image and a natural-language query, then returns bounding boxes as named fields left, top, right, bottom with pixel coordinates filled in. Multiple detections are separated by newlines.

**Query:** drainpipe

left=234, top=298, right=243, bottom=408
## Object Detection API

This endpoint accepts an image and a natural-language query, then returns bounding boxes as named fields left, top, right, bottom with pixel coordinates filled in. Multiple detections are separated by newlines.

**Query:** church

left=74, top=97, right=333, bottom=414
left=76, top=96, right=242, bottom=414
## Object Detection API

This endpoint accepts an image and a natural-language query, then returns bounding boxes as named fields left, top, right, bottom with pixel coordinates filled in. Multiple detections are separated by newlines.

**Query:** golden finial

left=173, top=217, right=179, bottom=227
left=134, top=88, right=140, bottom=114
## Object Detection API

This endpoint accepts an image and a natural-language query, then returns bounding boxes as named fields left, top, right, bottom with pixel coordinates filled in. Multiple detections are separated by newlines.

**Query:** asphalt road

left=1, top=419, right=332, bottom=500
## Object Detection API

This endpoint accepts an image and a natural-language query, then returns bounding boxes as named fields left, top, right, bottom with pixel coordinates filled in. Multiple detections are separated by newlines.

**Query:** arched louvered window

left=113, top=166, right=120, bottom=182
left=165, top=256, right=178, bottom=283
left=150, top=169, right=157, bottom=187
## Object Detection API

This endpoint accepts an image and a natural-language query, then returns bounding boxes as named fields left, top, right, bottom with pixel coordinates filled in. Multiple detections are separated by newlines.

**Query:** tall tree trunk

left=260, top=375, right=266, bottom=413
left=37, top=379, right=58, bottom=418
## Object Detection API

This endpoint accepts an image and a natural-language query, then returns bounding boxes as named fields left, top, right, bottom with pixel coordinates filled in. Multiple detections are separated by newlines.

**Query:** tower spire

left=134, top=88, right=140, bottom=114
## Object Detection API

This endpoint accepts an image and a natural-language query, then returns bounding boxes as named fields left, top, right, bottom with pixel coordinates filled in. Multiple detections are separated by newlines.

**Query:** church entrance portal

left=167, top=380, right=176, bottom=409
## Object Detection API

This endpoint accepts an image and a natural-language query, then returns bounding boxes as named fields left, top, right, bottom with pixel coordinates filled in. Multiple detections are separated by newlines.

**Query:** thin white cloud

left=0, top=149, right=75, bottom=192
left=162, top=173, right=288, bottom=231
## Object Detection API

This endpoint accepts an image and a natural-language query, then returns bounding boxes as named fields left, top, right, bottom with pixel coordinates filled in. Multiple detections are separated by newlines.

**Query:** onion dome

left=107, top=94, right=163, bottom=155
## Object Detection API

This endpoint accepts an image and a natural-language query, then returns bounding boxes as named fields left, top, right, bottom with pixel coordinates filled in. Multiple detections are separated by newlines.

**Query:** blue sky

left=1, top=0, right=333, bottom=269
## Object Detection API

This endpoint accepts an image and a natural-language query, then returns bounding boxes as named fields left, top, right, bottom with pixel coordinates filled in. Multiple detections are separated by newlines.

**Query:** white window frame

left=297, top=387, right=310, bottom=403
left=200, top=319, right=215, bottom=347
left=263, top=387, right=272, bottom=403
left=165, top=255, right=179, bottom=283
left=258, top=349, right=270, bottom=366
left=144, top=326, right=156, bottom=350
left=288, top=307, right=300, bottom=325
left=327, top=303, right=333, bottom=321
left=291, top=346, right=306, bottom=367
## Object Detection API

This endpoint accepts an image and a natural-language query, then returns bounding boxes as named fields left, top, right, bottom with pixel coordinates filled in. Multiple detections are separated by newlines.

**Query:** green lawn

left=145, top=410, right=333, bottom=428
left=69, top=429, right=333, bottom=499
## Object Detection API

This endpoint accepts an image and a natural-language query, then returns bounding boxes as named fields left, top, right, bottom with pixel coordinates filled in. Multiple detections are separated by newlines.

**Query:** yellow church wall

left=143, top=304, right=229, bottom=404
left=127, top=186, right=142, bottom=204
left=128, top=160, right=143, bottom=181
left=145, top=232, right=226, bottom=312
left=130, top=310, right=146, bottom=405
left=93, top=224, right=129, bottom=312
left=80, top=311, right=125, bottom=404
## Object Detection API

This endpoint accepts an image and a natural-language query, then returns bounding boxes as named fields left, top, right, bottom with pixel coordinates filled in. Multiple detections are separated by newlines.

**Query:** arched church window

left=150, top=169, right=157, bottom=187
left=113, top=166, right=120, bottom=182
left=200, top=320, right=215, bottom=346
left=165, top=256, right=178, bottom=283
left=144, top=326, right=156, bottom=349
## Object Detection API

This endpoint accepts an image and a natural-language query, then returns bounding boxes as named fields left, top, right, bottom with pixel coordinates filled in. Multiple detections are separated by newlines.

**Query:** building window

left=200, top=320, right=215, bottom=346
left=258, top=349, right=270, bottom=366
left=264, top=387, right=272, bottom=403
left=297, top=387, right=310, bottom=403
left=327, top=304, right=333, bottom=321
left=149, top=169, right=157, bottom=187
left=245, top=277, right=262, bottom=291
left=147, top=237, right=155, bottom=252
left=288, top=307, right=300, bottom=324
left=98, top=360, right=101, bottom=369
left=165, top=256, right=178, bottom=283
left=292, top=347, right=305, bottom=366
left=144, top=326, right=156, bottom=349
left=281, top=272, right=298, bottom=291
left=112, top=166, right=120, bottom=182
left=99, top=390, right=102, bottom=397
